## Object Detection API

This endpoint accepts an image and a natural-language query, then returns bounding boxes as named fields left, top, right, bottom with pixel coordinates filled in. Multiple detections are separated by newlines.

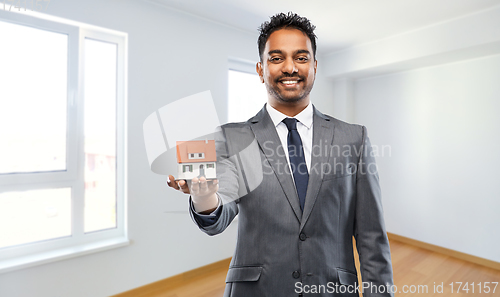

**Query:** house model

left=176, top=140, right=217, bottom=180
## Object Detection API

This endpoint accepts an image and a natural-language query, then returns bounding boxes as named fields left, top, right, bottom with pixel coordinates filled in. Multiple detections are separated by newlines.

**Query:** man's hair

left=258, top=12, right=317, bottom=61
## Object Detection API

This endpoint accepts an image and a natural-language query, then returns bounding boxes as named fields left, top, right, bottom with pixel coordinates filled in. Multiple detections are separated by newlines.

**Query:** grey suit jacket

left=190, top=105, right=394, bottom=297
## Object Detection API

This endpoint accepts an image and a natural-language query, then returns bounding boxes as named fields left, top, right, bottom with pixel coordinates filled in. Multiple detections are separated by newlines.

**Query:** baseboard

left=111, top=257, right=231, bottom=297
left=387, top=232, right=500, bottom=271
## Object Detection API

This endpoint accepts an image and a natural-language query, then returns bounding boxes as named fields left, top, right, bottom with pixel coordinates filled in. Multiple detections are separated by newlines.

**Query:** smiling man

left=257, top=27, right=317, bottom=110
left=168, top=12, right=394, bottom=297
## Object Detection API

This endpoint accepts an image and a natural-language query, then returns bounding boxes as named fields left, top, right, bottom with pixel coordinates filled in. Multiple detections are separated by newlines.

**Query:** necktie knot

left=282, top=118, right=298, bottom=131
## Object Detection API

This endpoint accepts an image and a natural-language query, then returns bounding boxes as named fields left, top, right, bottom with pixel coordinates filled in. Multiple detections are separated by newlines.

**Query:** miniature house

left=176, top=140, right=217, bottom=180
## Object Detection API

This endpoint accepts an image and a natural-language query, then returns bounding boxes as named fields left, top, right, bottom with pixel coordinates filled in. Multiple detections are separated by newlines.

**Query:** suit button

left=298, top=294, right=303, bottom=297
left=292, top=270, right=300, bottom=279
left=299, top=233, right=307, bottom=241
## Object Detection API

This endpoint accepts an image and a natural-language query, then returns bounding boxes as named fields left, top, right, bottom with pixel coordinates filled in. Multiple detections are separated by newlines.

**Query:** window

left=0, top=11, right=127, bottom=273
left=228, top=58, right=267, bottom=123
left=206, top=163, right=215, bottom=169
left=188, top=153, right=205, bottom=160
left=183, top=165, right=193, bottom=172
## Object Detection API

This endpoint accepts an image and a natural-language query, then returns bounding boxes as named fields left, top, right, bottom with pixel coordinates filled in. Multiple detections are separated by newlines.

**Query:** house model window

left=188, top=153, right=205, bottom=160
left=183, top=165, right=193, bottom=172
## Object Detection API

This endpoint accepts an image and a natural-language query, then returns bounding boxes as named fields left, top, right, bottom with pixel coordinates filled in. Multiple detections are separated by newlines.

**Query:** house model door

left=199, top=164, right=205, bottom=178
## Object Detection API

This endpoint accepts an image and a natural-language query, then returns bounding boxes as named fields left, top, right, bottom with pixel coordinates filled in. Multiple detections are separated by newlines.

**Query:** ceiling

left=146, top=0, right=500, bottom=55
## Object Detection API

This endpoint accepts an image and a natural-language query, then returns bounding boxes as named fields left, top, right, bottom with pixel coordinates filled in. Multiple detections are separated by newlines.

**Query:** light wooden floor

left=389, top=240, right=500, bottom=296
left=149, top=239, right=500, bottom=297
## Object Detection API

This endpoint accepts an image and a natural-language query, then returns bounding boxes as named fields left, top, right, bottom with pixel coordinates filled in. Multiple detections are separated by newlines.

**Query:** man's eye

left=297, top=57, right=308, bottom=62
left=270, top=57, right=282, bottom=62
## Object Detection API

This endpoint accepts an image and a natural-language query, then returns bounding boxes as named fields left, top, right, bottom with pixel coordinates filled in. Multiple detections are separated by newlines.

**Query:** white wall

left=354, top=54, right=500, bottom=262
left=324, top=5, right=500, bottom=264
left=0, top=0, right=332, bottom=296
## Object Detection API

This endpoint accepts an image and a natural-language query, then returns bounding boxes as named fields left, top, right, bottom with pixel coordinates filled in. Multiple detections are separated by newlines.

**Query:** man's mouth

left=279, top=79, right=301, bottom=87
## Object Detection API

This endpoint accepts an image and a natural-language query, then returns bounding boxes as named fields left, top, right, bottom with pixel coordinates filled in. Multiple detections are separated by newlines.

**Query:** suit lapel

left=249, top=106, right=302, bottom=222
left=300, top=107, right=335, bottom=230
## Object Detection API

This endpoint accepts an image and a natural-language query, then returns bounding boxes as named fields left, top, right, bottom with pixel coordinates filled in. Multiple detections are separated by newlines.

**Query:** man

left=168, top=12, right=394, bottom=297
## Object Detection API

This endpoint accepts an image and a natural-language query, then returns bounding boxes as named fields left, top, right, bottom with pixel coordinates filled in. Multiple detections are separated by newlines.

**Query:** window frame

left=0, top=10, right=128, bottom=274
left=227, top=57, right=267, bottom=123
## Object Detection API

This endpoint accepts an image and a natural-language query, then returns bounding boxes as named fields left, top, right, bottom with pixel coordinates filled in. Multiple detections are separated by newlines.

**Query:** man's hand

left=167, top=175, right=191, bottom=194
left=167, top=175, right=219, bottom=214
left=189, top=176, right=219, bottom=202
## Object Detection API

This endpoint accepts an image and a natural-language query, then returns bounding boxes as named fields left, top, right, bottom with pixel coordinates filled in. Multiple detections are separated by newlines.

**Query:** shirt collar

left=266, top=103, right=313, bottom=129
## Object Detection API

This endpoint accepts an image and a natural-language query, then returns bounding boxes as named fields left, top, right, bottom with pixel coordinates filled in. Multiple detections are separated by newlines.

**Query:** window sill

left=0, top=236, right=129, bottom=274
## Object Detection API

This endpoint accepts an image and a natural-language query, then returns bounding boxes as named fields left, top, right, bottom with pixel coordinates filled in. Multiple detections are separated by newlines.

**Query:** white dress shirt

left=266, top=103, right=313, bottom=174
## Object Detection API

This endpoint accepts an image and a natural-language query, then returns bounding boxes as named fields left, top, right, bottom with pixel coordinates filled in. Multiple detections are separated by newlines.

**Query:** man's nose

left=282, top=58, right=298, bottom=74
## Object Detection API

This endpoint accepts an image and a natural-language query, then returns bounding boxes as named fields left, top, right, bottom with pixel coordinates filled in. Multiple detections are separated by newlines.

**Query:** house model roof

left=176, top=140, right=216, bottom=163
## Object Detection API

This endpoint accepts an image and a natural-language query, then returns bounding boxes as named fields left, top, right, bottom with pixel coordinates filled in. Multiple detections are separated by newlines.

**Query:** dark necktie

left=282, top=118, right=309, bottom=211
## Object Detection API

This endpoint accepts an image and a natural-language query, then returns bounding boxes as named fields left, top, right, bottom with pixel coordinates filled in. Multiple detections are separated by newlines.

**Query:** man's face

left=257, top=28, right=317, bottom=104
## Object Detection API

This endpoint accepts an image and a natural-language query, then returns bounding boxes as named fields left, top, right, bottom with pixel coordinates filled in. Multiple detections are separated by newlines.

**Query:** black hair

left=258, top=12, right=317, bottom=61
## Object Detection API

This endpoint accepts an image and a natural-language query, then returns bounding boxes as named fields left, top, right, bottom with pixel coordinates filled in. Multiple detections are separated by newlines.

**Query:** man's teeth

left=282, top=81, right=298, bottom=84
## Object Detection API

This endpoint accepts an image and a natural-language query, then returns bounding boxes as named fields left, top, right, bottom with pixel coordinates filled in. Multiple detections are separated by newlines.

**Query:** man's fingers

left=208, top=179, right=219, bottom=192
left=178, top=179, right=190, bottom=194
left=168, top=176, right=218, bottom=197
left=205, top=179, right=218, bottom=189
left=167, top=175, right=188, bottom=193
left=199, top=176, right=208, bottom=191
left=167, top=175, right=181, bottom=190
left=190, top=177, right=199, bottom=193
left=190, top=177, right=219, bottom=198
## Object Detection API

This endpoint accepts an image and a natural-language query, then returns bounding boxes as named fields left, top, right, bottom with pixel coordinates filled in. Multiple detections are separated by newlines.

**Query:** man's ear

left=256, top=62, right=264, bottom=83
left=314, top=59, right=317, bottom=75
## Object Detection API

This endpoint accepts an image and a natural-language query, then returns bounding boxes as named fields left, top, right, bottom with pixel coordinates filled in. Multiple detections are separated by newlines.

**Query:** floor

left=149, top=239, right=500, bottom=297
